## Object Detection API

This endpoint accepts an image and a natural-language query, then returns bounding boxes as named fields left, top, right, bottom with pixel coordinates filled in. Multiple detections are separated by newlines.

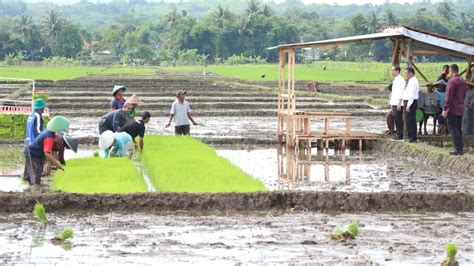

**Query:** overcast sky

left=276, top=0, right=441, bottom=4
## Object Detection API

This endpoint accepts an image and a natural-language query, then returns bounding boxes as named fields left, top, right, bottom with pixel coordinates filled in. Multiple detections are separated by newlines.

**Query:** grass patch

left=53, top=157, right=147, bottom=194
left=142, top=135, right=267, bottom=192
left=0, top=66, right=156, bottom=81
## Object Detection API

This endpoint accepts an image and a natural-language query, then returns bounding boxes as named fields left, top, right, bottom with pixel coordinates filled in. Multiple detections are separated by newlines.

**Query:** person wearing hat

left=463, top=82, right=474, bottom=135
left=418, top=83, right=440, bottom=135
left=125, top=94, right=139, bottom=123
left=26, top=98, right=48, bottom=145
left=99, top=130, right=133, bottom=158
left=110, top=85, right=126, bottom=111
left=43, top=133, right=78, bottom=176
left=166, top=90, right=198, bottom=135
left=23, top=116, right=70, bottom=186
left=118, top=111, right=151, bottom=151
left=99, top=102, right=133, bottom=134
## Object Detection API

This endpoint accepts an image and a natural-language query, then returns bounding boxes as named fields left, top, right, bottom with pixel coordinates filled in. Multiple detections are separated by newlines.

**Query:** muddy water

left=217, top=148, right=474, bottom=193
left=1, top=211, right=473, bottom=264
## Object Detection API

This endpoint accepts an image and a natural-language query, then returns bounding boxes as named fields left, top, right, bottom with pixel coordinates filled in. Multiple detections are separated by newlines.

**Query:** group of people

left=23, top=98, right=77, bottom=187
left=387, top=64, right=472, bottom=155
left=97, top=86, right=198, bottom=158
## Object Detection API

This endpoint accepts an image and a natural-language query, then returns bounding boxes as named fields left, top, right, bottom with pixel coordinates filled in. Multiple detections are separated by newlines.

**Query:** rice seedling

left=51, top=228, right=74, bottom=245
left=33, top=201, right=47, bottom=224
left=142, top=136, right=267, bottom=192
left=331, top=222, right=359, bottom=241
left=441, top=243, right=459, bottom=266
left=53, top=157, right=147, bottom=194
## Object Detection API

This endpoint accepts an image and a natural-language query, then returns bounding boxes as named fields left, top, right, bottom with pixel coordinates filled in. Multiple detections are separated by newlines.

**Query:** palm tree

left=212, top=5, right=232, bottom=28
left=436, top=1, right=455, bottom=22
left=246, top=0, right=261, bottom=16
left=165, top=9, right=180, bottom=29
left=262, top=4, right=273, bottom=17
left=42, top=10, right=63, bottom=40
left=15, top=15, right=33, bottom=44
left=365, top=11, right=379, bottom=34
left=384, top=9, right=397, bottom=26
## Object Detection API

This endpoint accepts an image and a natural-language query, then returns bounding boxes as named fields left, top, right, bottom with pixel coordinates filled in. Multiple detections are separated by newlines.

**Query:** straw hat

left=99, top=130, right=115, bottom=150
left=126, top=94, right=139, bottom=104
left=46, top=116, right=70, bottom=132
left=63, top=135, right=78, bottom=153
left=33, top=98, right=48, bottom=110
left=112, top=85, right=126, bottom=96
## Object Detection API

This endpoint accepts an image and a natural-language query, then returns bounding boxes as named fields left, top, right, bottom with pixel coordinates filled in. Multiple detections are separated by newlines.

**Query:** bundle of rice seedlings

left=331, top=222, right=359, bottom=241
left=33, top=202, right=47, bottom=224
left=441, top=243, right=459, bottom=266
left=51, top=228, right=74, bottom=245
left=347, top=222, right=359, bottom=237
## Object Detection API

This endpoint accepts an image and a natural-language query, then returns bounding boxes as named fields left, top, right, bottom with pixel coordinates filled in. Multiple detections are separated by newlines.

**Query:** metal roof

left=268, top=26, right=474, bottom=58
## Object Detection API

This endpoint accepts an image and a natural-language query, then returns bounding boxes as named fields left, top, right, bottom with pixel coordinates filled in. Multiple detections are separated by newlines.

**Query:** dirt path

left=1, top=211, right=473, bottom=264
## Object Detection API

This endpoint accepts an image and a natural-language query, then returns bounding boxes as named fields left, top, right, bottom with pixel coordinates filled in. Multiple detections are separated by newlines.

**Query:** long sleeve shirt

left=390, top=74, right=406, bottom=106
left=103, top=109, right=127, bottom=132
left=444, top=75, right=467, bottom=116
left=403, top=76, right=419, bottom=108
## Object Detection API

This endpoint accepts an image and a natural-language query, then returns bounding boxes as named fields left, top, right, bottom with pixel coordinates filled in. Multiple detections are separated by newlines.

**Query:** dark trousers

left=405, top=100, right=418, bottom=141
left=392, top=105, right=404, bottom=138
left=23, top=147, right=45, bottom=185
left=448, top=113, right=463, bottom=152
left=175, top=125, right=190, bottom=135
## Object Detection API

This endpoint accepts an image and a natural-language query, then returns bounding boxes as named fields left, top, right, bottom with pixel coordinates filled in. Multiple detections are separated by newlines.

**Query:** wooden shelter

left=268, top=26, right=474, bottom=150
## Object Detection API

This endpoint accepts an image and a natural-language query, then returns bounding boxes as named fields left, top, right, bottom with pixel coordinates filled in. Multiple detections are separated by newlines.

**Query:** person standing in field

left=25, top=98, right=47, bottom=145
left=110, top=85, right=126, bottom=111
left=166, top=90, right=198, bottom=135
left=418, top=83, right=440, bottom=135
left=389, top=65, right=406, bottom=140
left=437, top=65, right=450, bottom=83
left=403, top=66, right=419, bottom=143
left=462, top=82, right=474, bottom=135
left=442, top=64, right=467, bottom=155
left=98, top=102, right=133, bottom=134
left=118, top=111, right=151, bottom=151
left=385, top=84, right=395, bottom=135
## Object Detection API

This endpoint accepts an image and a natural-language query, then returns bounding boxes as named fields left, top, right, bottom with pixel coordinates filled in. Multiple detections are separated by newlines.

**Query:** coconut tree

left=384, top=9, right=398, bottom=26
left=14, top=15, right=33, bottom=44
left=246, top=0, right=261, bottom=16
left=436, top=1, right=455, bottom=22
left=42, top=10, right=63, bottom=40
left=365, top=11, right=379, bottom=34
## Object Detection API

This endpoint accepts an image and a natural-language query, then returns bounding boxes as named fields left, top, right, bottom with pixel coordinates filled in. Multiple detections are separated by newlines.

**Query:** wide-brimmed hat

left=176, top=90, right=187, bottom=97
left=126, top=94, right=139, bottom=104
left=112, top=85, right=126, bottom=96
left=63, top=135, right=78, bottom=153
left=433, top=79, right=447, bottom=87
left=99, top=130, right=115, bottom=150
left=46, top=116, right=70, bottom=132
left=33, top=98, right=48, bottom=110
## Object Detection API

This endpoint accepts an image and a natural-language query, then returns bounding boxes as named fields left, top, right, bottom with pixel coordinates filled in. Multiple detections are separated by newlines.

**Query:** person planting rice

left=418, top=83, right=440, bottom=135
left=125, top=94, right=139, bottom=123
left=99, top=130, right=134, bottom=158
left=98, top=102, right=133, bottom=134
left=23, top=116, right=70, bottom=187
left=166, top=90, right=198, bottom=135
left=110, top=85, right=126, bottom=111
left=25, top=98, right=48, bottom=145
left=43, top=133, right=78, bottom=176
left=118, top=111, right=151, bottom=151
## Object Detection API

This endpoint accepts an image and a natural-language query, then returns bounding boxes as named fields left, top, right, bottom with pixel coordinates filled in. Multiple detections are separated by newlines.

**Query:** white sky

left=274, top=0, right=442, bottom=4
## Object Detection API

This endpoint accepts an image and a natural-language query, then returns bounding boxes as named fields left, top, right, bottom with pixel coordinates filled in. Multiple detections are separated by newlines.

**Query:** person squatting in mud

left=166, top=90, right=198, bottom=135
left=23, top=116, right=72, bottom=187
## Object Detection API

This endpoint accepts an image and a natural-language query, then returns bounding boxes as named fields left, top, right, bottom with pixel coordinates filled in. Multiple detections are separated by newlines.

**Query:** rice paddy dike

left=1, top=71, right=473, bottom=264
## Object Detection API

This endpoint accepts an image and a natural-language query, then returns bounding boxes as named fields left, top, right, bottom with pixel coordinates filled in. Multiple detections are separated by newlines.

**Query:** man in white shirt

left=390, top=65, right=406, bottom=140
left=403, top=66, right=420, bottom=143
left=166, top=90, right=198, bottom=135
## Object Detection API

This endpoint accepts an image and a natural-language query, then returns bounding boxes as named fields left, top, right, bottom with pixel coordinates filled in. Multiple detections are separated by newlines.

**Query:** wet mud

left=1, top=211, right=473, bottom=264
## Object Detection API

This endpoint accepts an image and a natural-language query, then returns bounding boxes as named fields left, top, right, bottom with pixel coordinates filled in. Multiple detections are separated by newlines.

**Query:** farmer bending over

left=23, top=116, right=70, bottom=187
left=99, top=130, right=134, bottom=158
left=118, top=111, right=151, bottom=151
left=166, top=90, right=198, bottom=135
left=43, top=133, right=78, bottom=176
left=98, top=102, right=132, bottom=134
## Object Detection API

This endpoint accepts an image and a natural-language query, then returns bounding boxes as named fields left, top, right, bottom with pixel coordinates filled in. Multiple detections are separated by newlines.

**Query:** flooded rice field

left=1, top=211, right=473, bottom=265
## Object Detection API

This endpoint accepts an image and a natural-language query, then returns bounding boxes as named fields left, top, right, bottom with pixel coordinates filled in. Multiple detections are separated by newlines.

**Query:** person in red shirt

left=442, top=64, right=467, bottom=155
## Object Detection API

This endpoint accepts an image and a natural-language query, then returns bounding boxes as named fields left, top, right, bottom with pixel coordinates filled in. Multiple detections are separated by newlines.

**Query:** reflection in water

left=277, top=145, right=388, bottom=191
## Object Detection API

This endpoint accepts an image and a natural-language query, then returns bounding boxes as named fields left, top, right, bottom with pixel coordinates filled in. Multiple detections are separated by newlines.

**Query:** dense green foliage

left=0, top=1, right=472, bottom=64
left=142, top=136, right=267, bottom=192
left=0, top=114, right=49, bottom=140
left=53, top=157, right=147, bottom=193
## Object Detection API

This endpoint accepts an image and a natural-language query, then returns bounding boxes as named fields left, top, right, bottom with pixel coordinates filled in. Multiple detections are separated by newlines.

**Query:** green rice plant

left=33, top=201, right=47, bottom=224
left=347, top=221, right=359, bottom=237
left=142, top=136, right=267, bottom=193
left=442, top=243, right=458, bottom=266
left=53, top=157, right=147, bottom=194
left=55, top=228, right=73, bottom=240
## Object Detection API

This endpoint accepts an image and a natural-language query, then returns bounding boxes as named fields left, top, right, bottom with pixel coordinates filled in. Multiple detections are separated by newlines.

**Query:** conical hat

left=46, top=116, right=70, bottom=132
left=126, top=94, right=139, bottom=104
left=99, top=130, right=115, bottom=150
left=112, top=85, right=126, bottom=96
left=63, top=135, right=78, bottom=153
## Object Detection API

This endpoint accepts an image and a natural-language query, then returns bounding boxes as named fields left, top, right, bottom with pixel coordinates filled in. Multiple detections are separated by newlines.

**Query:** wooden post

left=391, top=38, right=401, bottom=66
left=277, top=48, right=286, bottom=144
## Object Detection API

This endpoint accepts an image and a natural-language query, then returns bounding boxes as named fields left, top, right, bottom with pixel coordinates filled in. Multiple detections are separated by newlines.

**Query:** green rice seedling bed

left=53, top=157, right=147, bottom=194
left=142, top=136, right=267, bottom=193
left=0, top=114, right=49, bottom=140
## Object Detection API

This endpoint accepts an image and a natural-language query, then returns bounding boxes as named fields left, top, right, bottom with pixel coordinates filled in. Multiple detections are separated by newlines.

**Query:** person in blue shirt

left=98, top=102, right=133, bottom=134
left=25, top=98, right=47, bottom=145
left=110, top=85, right=126, bottom=111
left=99, top=130, right=133, bottom=158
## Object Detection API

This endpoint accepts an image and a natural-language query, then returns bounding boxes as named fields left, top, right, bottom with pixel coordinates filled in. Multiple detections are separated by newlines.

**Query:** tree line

left=0, top=0, right=472, bottom=65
